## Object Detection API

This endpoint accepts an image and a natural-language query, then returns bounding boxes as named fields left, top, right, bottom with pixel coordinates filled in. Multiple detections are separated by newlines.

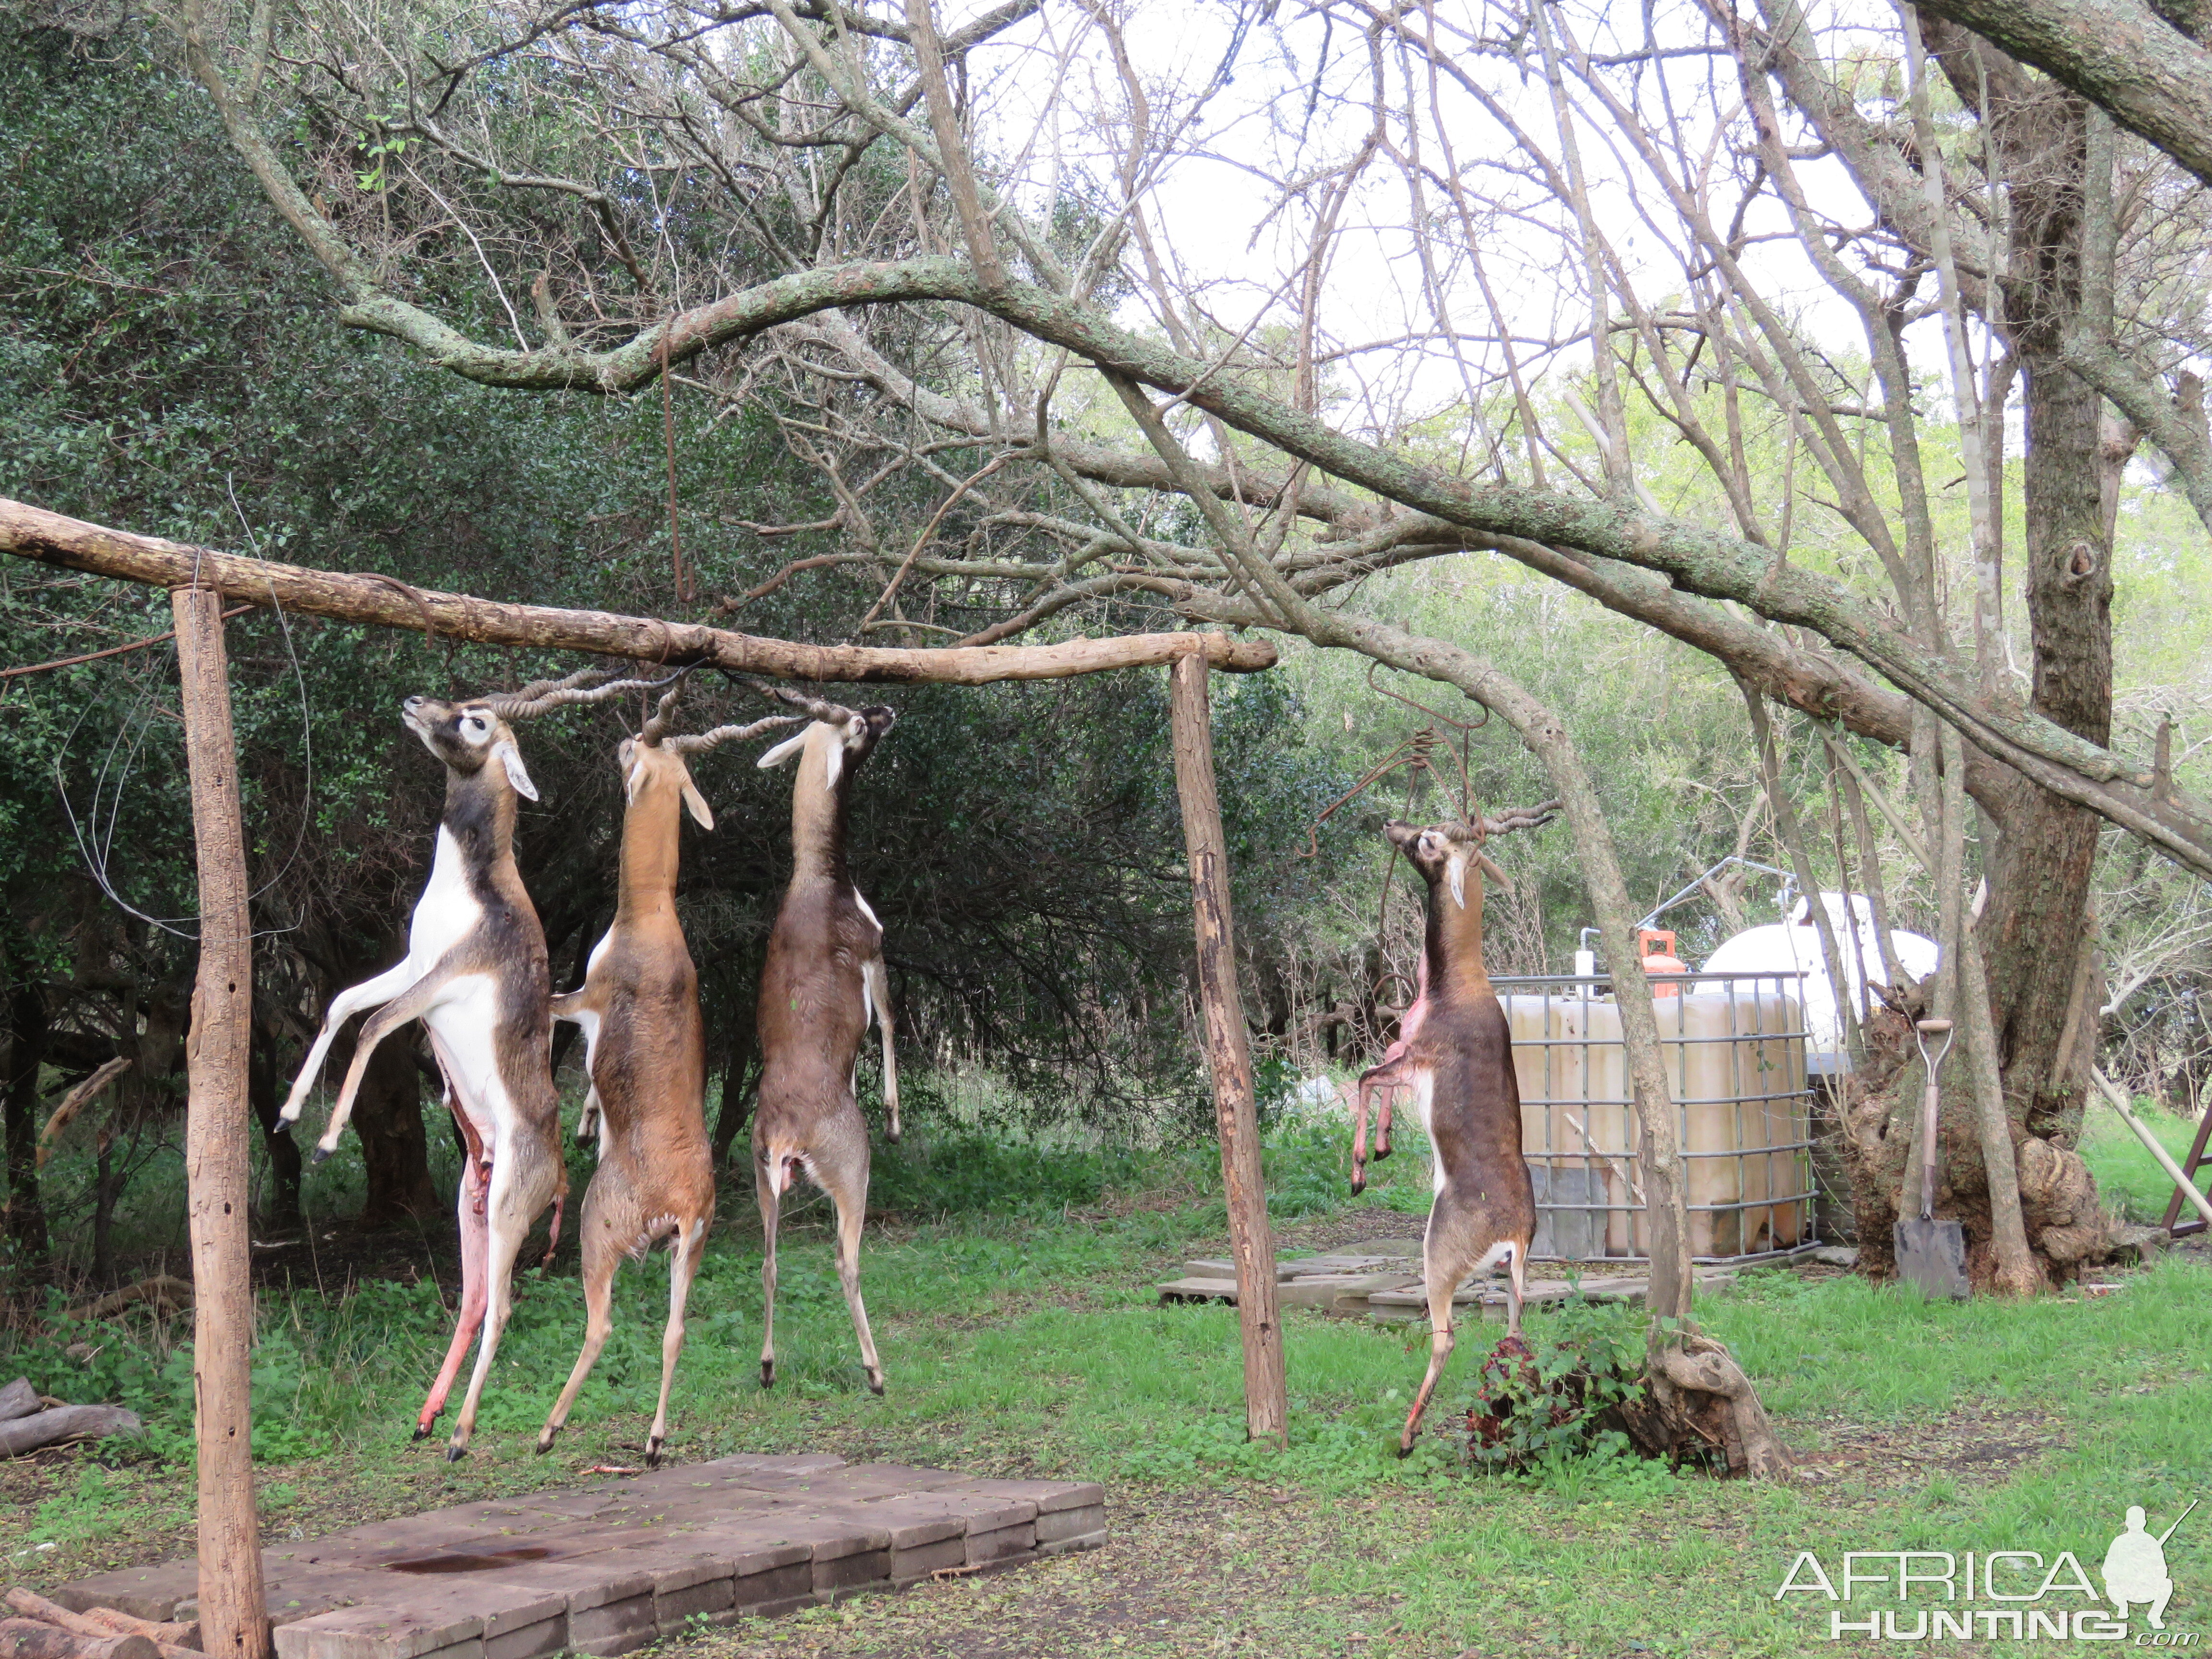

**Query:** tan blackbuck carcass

left=1352, top=803, right=1558, bottom=1456
left=748, top=684, right=899, bottom=1394
left=277, top=667, right=657, bottom=1458
left=537, top=685, right=797, bottom=1466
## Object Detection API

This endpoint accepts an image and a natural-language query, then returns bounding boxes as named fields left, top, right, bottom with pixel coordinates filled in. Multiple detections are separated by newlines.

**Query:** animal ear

left=1477, top=851, right=1512, bottom=894
left=494, top=740, right=540, bottom=802
left=756, top=730, right=808, bottom=769
left=1447, top=853, right=1467, bottom=910
left=823, top=741, right=844, bottom=793
left=681, top=777, right=715, bottom=831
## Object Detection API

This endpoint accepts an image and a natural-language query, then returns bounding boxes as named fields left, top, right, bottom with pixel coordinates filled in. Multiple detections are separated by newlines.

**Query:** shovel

left=1894, top=1018, right=1970, bottom=1299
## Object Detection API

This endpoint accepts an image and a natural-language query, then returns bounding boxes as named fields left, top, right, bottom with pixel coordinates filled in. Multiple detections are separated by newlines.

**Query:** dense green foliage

left=0, top=22, right=1374, bottom=1281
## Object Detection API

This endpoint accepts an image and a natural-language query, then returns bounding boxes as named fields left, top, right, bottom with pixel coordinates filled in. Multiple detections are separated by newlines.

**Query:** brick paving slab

left=59, top=1457, right=1104, bottom=1657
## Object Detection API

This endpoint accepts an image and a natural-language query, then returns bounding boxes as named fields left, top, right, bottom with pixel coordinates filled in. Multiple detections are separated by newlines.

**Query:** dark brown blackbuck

left=749, top=684, right=899, bottom=1394
left=276, top=667, right=657, bottom=1458
left=1353, top=804, right=1558, bottom=1456
left=538, top=685, right=796, bottom=1466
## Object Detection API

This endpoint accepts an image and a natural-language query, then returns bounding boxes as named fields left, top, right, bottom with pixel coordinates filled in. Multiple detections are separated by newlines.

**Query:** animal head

left=618, top=677, right=798, bottom=830
left=750, top=683, right=897, bottom=793
left=1381, top=801, right=1559, bottom=909
left=401, top=667, right=669, bottom=802
left=1383, top=820, right=1505, bottom=911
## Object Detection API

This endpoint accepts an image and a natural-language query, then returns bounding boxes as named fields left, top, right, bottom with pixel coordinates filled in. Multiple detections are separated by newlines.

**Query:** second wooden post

left=171, top=585, right=271, bottom=1659
left=1166, top=649, right=1288, bottom=1445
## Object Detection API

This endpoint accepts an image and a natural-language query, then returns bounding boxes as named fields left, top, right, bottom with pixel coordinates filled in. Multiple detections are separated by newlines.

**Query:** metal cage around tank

left=1491, top=969, right=1819, bottom=1266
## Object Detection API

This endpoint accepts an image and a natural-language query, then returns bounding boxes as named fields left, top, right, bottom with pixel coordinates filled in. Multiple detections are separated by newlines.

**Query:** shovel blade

left=1894, top=1216, right=1971, bottom=1300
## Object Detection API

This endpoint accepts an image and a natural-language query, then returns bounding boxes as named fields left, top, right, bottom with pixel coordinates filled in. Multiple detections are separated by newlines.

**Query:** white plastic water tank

left=1698, top=893, right=1937, bottom=1071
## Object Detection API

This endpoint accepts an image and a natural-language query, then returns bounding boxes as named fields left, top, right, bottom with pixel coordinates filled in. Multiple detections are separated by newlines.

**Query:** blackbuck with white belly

left=538, top=685, right=797, bottom=1466
left=749, top=684, right=899, bottom=1394
left=1354, top=803, right=1558, bottom=1455
left=276, top=667, right=656, bottom=1457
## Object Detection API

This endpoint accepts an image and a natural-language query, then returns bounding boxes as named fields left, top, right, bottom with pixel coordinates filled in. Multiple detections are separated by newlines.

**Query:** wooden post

left=1166, top=649, right=1288, bottom=1446
left=169, top=586, right=270, bottom=1659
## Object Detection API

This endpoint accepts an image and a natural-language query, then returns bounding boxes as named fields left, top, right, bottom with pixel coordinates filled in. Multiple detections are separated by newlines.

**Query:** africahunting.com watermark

left=1776, top=1503, right=2198, bottom=1643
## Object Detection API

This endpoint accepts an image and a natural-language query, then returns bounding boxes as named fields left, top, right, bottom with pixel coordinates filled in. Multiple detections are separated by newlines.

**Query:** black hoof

left=412, top=1424, right=433, bottom=1442
left=310, top=1146, right=332, bottom=1166
left=760, top=1362, right=775, bottom=1389
left=1395, top=1441, right=1415, bottom=1461
left=1349, top=1175, right=1366, bottom=1196
left=272, top=1119, right=292, bottom=1137
left=1373, top=1143, right=1393, bottom=1162
left=646, top=1444, right=664, bottom=1469
left=445, top=1443, right=468, bottom=1463
left=867, top=1376, right=885, bottom=1397
left=886, top=1130, right=902, bottom=1145
left=535, top=1434, right=555, bottom=1457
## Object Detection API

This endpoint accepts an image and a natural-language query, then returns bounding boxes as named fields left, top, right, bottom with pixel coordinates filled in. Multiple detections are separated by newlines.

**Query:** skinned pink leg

left=416, top=1154, right=490, bottom=1437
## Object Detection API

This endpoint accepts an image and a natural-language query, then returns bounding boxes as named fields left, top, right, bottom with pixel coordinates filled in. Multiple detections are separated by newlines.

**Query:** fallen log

left=0, top=1377, right=40, bottom=1422
left=63, top=1277, right=193, bottom=1324
left=4, top=1595, right=111, bottom=1642
left=0, top=1406, right=144, bottom=1458
left=36, top=1059, right=132, bottom=1170
left=0, top=1618, right=157, bottom=1659
left=67, top=1611, right=199, bottom=1658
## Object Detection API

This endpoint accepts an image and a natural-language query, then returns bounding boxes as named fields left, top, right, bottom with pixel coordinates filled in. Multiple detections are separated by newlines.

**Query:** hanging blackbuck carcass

left=538, top=684, right=796, bottom=1466
left=1354, top=804, right=1558, bottom=1455
left=749, top=684, right=899, bottom=1394
left=276, top=667, right=657, bottom=1458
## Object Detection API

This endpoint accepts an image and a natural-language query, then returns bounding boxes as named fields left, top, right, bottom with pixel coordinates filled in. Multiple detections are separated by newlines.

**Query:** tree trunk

left=3, top=980, right=50, bottom=1273
left=348, top=1034, right=435, bottom=1227
left=170, top=584, right=272, bottom=1659
left=1924, top=31, right=2114, bottom=1281
left=247, top=1017, right=301, bottom=1232
left=1168, top=651, right=1288, bottom=1448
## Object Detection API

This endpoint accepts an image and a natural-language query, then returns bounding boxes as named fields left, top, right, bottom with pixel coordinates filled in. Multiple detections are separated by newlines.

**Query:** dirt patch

left=1785, top=1403, right=2066, bottom=1487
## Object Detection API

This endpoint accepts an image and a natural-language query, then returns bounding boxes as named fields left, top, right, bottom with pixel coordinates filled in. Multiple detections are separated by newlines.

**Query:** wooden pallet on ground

left=1158, top=1237, right=1736, bottom=1321
left=52, top=1455, right=1105, bottom=1659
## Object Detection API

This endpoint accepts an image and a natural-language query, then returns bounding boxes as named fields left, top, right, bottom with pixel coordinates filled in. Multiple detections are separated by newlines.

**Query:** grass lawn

left=1, top=1108, right=2207, bottom=1657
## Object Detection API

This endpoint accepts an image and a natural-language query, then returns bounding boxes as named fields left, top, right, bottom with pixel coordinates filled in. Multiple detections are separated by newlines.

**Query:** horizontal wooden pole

left=0, top=496, right=1276, bottom=683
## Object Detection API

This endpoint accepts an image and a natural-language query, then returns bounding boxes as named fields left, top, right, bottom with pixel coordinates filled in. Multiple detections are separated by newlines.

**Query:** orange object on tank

left=1638, top=927, right=1689, bottom=998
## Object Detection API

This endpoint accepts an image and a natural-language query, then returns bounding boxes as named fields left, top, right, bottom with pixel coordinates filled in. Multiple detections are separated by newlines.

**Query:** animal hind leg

left=541, top=1159, right=569, bottom=1271
left=417, top=1155, right=490, bottom=1438
left=1400, top=1192, right=1485, bottom=1458
left=538, top=1189, right=619, bottom=1455
left=446, top=1151, right=555, bottom=1461
left=647, top=1216, right=708, bottom=1467
left=865, top=958, right=900, bottom=1143
left=820, top=1143, right=885, bottom=1395
left=755, top=1150, right=781, bottom=1390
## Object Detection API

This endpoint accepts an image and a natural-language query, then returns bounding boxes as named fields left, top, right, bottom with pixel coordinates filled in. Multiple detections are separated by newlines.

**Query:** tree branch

left=0, top=497, right=1276, bottom=683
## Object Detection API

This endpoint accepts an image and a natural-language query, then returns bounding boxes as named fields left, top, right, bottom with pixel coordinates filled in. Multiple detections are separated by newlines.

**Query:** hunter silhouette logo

left=1774, top=1499, right=2198, bottom=1641
left=2105, top=1501, right=2194, bottom=1631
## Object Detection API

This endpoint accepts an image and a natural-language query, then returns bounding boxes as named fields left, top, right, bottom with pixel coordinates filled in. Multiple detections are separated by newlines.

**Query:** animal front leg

left=278, top=958, right=421, bottom=1127
left=1351, top=1057, right=1409, bottom=1195
left=314, top=964, right=457, bottom=1161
